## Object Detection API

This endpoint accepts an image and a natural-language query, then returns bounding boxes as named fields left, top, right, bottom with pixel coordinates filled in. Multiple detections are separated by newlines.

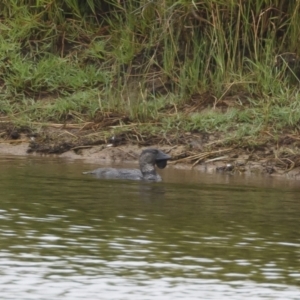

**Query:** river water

left=0, top=156, right=299, bottom=299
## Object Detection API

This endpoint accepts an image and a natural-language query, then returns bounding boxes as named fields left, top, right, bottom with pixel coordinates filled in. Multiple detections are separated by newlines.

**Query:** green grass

left=1, top=0, right=300, bottom=148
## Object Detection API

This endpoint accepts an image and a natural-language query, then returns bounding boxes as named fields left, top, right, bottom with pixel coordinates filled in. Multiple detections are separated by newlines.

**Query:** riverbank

left=1, top=120, right=300, bottom=179
left=1, top=2, right=300, bottom=179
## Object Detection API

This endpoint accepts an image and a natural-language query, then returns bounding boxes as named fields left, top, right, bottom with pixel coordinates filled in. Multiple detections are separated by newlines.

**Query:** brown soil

left=1, top=121, right=300, bottom=179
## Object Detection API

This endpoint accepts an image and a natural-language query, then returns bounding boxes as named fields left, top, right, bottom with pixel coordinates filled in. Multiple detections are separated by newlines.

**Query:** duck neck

left=140, top=162, right=157, bottom=180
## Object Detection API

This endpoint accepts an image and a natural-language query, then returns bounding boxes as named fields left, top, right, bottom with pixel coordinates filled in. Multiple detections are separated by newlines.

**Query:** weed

left=1, top=1, right=300, bottom=148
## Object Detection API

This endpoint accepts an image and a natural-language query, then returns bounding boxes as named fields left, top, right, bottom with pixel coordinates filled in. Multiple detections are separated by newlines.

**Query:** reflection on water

left=0, top=156, right=300, bottom=299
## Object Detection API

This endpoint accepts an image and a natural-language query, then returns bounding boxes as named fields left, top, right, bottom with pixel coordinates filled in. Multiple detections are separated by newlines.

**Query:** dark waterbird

left=83, top=148, right=171, bottom=182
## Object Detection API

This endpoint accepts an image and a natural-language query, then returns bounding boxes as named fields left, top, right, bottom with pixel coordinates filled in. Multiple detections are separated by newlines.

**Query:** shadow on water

left=0, top=156, right=300, bottom=299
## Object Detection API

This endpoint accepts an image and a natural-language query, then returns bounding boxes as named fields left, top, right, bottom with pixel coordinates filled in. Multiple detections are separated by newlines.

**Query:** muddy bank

left=1, top=124, right=300, bottom=179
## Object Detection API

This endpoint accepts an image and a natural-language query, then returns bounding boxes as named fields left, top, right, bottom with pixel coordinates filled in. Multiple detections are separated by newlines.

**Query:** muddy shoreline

left=1, top=126, right=300, bottom=180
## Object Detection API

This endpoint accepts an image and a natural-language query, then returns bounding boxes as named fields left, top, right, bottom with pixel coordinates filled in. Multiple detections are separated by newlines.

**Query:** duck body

left=84, top=167, right=144, bottom=181
left=83, top=148, right=171, bottom=182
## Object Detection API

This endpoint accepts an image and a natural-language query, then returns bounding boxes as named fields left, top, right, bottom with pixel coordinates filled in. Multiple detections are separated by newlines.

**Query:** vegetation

left=1, top=0, right=300, bottom=148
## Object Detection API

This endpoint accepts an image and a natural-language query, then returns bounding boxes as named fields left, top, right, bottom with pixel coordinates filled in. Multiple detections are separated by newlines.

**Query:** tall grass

left=1, top=0, right=300, bottom=141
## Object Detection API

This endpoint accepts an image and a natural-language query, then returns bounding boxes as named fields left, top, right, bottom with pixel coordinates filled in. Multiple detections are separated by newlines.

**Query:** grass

left=1, top=0, right=300, bottom=149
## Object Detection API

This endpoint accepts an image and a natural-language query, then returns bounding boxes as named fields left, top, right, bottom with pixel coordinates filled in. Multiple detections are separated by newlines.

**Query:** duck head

left=139, top=148, right=171, bottom=170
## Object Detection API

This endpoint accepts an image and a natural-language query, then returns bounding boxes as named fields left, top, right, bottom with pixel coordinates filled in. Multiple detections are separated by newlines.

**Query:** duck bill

left=156, top=150, right=171, bottom=161
left=155, top=150, right=171, bottom=169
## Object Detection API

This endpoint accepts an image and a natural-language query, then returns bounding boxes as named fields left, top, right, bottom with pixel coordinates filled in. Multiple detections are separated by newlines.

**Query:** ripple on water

left=0, top=271, right=299, bottom=300
left=1, top=157, right=300, bottom=299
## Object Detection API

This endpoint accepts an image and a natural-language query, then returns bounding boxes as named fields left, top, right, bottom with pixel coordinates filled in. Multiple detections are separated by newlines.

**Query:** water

left=0, top=156, right=300, bottom=299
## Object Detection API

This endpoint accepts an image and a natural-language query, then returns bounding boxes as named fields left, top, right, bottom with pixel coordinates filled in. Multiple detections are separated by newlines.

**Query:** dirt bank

left=1, top=123, right=300, bottom=179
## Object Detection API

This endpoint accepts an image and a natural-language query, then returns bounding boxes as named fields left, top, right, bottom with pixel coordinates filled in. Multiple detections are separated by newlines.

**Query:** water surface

left=0, top=156, right=299, bottom=299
